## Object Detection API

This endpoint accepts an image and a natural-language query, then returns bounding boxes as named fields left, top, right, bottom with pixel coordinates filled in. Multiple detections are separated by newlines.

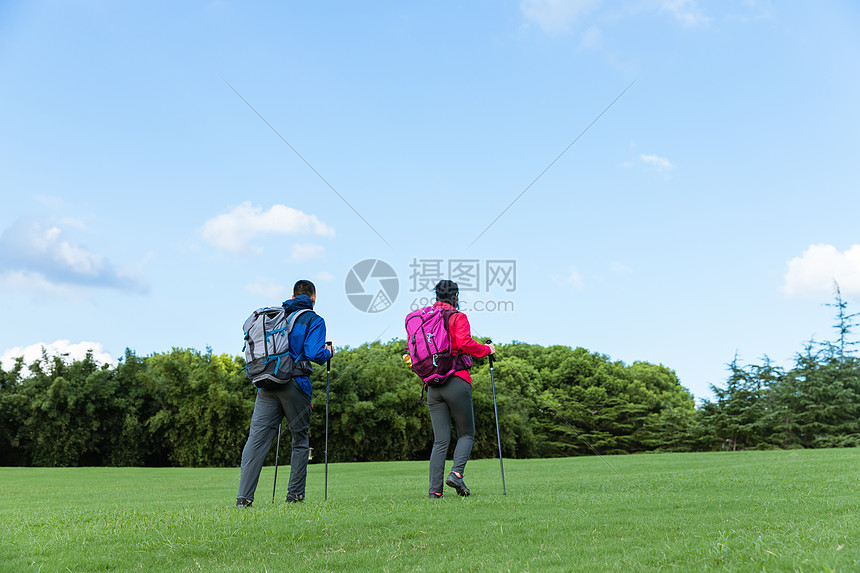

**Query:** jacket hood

left=283, top=294, right=314, bottom=313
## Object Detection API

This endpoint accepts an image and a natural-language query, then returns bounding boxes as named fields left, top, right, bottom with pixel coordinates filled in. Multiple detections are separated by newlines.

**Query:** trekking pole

left=487, top=339, right=506, bottom=496
left=272, top=422, right=282, bottom=503
left=325, top=341, right=332, bottom=502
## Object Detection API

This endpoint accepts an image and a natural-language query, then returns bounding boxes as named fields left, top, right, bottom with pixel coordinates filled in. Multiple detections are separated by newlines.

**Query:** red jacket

left=434, top=301, right=492, bottom=384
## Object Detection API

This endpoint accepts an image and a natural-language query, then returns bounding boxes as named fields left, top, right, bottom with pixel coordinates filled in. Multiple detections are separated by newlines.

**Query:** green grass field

left=1, top=449, right=858, bottom=572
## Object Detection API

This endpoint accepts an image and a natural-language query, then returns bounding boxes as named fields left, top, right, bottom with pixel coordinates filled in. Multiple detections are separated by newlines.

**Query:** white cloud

left=313, top=271, right=335, bottom=282
left=200, top=202, right=335, bottom=253
left=290, top=242, right=325, bottom=262
left=730, top=0, right=774, bottom=22
left=579, top=26, right=603, bottom=49
left=660, top=0, right=710, bottom=27
left=1, top=340, right=115, bottom=374
left=552, top=268, right=585, bottom=290
left=784, top=244, right=860, bottom=298
left=245, top=278, right=285, bottom=299
left=641, top=154, right=675, bottom=171
left=521, top=0, right=709, bottom=36
left=521, top=0, right=601, bottom=34
left=610, top=261, right=633, bottom=274
left=1, top=270, right=74, bottom=296
left=0, top=219, right=148, bottom=294
left=566, top=269, right=585, bottom=289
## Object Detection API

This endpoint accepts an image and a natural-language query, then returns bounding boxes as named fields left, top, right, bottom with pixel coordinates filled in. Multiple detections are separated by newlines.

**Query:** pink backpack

left=404, top=306, right=473, bottom=384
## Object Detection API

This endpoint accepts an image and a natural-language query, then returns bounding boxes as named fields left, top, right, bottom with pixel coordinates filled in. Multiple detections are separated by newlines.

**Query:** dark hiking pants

left=237, top=380, right=311, bottom=502
left=427, top=375, right=475, bottom=494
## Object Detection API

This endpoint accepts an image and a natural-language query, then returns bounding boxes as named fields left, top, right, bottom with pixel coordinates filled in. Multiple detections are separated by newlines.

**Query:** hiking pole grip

left=487, top=338, right=494, bottom=366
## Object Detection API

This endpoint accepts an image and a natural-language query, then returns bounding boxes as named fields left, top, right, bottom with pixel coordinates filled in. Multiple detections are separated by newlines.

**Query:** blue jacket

left=282, top=294, right=331, bottom=397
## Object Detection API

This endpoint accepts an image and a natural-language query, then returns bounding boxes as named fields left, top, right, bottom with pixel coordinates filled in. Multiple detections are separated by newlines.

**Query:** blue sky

left=1, top=0, right=859, bottom=401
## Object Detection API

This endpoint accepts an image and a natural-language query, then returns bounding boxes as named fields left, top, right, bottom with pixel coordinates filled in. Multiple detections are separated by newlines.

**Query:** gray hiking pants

left=428, top=375, right=475, bottom=493
left=237, top=380, right=311, bottom=502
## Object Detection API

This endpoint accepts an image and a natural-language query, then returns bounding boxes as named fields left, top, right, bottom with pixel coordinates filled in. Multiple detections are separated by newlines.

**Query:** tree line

left=1, top=292, right=857, bottom=467
left=0, top=342, right=696, bottom=467
left=696, top=288, right=860, bottom=450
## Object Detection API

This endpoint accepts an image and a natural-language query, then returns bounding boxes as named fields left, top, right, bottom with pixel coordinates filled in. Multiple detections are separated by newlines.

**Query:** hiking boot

left=285, top=493, right=304, bottom=503
left=236, top=497, right=253, bottom=508
left=428, top=491, right=443, bottom=500
left=446, top=471, right=471, bottom=497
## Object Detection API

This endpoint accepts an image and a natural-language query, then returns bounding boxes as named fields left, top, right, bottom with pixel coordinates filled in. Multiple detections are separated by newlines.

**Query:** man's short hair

left=294, top=280, right=316, bottom=297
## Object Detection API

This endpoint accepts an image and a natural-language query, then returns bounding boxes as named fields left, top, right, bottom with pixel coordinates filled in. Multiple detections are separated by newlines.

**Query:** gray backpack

left=242, top=307, right=312, bottom=389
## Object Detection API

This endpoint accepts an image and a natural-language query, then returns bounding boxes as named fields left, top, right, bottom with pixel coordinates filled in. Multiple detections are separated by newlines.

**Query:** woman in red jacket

left=428, top=280, right=495, bottom=499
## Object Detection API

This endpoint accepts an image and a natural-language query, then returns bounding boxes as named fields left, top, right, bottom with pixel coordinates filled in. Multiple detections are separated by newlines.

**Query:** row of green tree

left=696, top=289, right=860, bottom=450
left=0, top=340, right=696, bottom=467
left=2, top=290, right=857, bottom=467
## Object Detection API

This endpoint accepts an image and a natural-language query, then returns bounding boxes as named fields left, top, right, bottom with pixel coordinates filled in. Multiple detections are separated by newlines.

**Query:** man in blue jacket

left=236, top=280, right=333, bottom=507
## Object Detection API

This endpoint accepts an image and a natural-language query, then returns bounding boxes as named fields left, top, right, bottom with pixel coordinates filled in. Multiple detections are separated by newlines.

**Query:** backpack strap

left=286, top=308, right=312, bottom=331
left=442, top=310, right=474, bottom=373
left=286, top=308, right=317, bottom=369
left=441, top=310, right=461, bottom=357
